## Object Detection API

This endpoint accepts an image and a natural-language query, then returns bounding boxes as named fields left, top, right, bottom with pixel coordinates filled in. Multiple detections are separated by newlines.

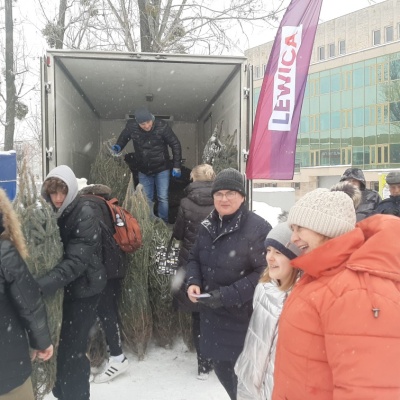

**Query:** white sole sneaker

left=197, top=372, right=209, bottom=381
left=93, top=357, right=129, bottom=383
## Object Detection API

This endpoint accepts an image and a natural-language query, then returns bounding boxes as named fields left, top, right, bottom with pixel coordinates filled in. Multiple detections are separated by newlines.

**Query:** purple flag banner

left=246, top=0, right=323, bottom=179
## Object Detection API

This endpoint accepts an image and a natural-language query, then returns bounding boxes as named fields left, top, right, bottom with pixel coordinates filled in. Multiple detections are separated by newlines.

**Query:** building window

left=328, top=43, right=335, bottom=58
left=291, top=182, right=300, bottom=190
left=377, top=103, right=389, bottom=123
left=318, top=46, right=325, bottom=61
left=339, top=40, right=346, bottom=55
left=341, top=70, right=352, bottom=90
left=310, top=115, right=319, bottom=132
left=254, top=66, right=260, bottom=79
left=376, top=62, right=389, bottom=83
left=341, top=109, right=352, bottom=128
left=373, top=29, right=381, bottom=45
left=385, top=26, right=394, bottom=42
left=262, top=64, right=267, bottom=75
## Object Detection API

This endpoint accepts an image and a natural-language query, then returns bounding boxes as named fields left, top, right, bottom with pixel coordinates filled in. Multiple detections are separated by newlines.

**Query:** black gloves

left=197, top=289, right=223, bottom=309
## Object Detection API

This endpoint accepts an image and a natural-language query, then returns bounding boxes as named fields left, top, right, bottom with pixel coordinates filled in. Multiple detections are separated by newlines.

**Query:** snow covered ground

left=44, top=339, right=230, bottom=400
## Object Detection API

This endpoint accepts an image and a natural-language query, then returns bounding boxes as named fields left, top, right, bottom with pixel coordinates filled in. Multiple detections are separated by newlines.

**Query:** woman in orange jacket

left=272, top=183, right=400, bottom=400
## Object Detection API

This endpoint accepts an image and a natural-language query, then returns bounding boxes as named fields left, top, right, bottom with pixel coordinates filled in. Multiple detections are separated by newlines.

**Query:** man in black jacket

left=112, top=106, right=182, bottom=223
left=374, top=171, right=400, bottom=216
left=39, top=165, right=106, bottom=400
left=339, top=167, right=381, bottom=221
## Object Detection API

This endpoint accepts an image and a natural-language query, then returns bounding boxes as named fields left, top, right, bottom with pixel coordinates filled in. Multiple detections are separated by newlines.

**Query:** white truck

left=41, top=50, right=253, bottom=181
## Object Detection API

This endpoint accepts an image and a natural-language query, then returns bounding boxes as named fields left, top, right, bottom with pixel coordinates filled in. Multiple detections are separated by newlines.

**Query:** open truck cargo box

left=41, top=50, right=252, bottom=180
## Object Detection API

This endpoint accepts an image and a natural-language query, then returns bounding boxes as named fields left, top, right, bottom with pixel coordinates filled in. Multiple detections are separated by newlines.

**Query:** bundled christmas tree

left=14, top=161, right=63, bottom=400
left=202, top=121, right=239, bottom=173
left=119, top=180, right=154, bottom=359
left=148, top=222, right=179, bottom=348
left=89, top=141, right=131, bottom=204
left=212, top=129, right=239, bottom=173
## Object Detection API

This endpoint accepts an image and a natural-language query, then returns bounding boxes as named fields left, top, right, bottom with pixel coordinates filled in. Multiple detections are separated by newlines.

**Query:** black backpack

left=80, top=195, right=127, bottom=280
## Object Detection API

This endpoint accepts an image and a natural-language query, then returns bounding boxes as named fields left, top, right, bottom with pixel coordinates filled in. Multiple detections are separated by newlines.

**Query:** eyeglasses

left=213, top=191, right=237, bottom=200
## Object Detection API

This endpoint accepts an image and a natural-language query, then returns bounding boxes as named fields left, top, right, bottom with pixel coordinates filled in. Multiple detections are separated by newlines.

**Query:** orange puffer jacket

left=272, top=214, right=400, bottom=400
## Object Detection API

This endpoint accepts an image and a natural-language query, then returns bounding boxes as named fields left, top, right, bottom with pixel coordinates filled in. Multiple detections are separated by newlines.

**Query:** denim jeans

left=138, top=169, right=170, bottom=223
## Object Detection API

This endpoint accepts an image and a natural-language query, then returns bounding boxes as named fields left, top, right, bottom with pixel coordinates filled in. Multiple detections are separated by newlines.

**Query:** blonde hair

left=0, top=188, right=28, bottom=259
left=190, top=164, right=216, bottom=182
left=259, top=261, right=299, bottom=292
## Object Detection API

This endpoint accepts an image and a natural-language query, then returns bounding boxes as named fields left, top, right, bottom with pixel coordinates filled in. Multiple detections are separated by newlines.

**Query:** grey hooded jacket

left=38, top=165, right=106, bottom=299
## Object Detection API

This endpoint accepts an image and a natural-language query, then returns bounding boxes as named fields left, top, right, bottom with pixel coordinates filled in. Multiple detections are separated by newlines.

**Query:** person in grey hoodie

left=38, top=165, right=106, bottom=400
left=235, top=223, right=301, bottom=400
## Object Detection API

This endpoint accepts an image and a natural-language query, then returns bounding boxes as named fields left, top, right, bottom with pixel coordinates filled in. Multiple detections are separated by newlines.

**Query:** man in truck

left=111, top=106, right=182, bottom=224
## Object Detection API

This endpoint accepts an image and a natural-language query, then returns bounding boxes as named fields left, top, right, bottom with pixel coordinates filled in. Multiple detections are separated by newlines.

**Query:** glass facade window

left=251, top=50, right=400, bottom=170
left=342, top=70, right=352, bottom=90
left=353, top=107, right=364, bottom=127
left=352, top=146, right=364, bottom=165
left=328, top=43, right=335, bottom=58
left=341, top=110, right=352, bottom=128
left=373, top=29, right=381, bottom=45
left=365, top=64, right=376, bottom=86
left=320, top=113, right=330, bottom=131
left=330, top=74, right=340, bottom=92
left=331, top=111, right=340, bottom=129
left=377, top=104, right=389, bottom=123
left=353, top=68, right=364, bottom=88
left=390, top=102, right=400, bottom=121
left=339, top=40, right=346, bottom=55
left=385, top=26, right=394, bottom=43
left=365, top=105, right=376, bottom=125
left=320, top=76, right=330, bottom=94
left=318, top=46, right=325, bottom=61
left=390, top=59, right=400, bottom=80
left=391, top=144, right=400, bottom=163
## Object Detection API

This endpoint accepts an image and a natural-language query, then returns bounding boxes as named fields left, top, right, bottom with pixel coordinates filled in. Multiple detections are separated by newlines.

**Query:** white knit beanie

left=288, top=188, right=356, bottom=238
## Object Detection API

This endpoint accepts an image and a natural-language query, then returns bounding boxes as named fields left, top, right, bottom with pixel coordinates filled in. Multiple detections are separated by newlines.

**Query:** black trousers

left=97, top=279, right=123, bottom=356
left=213, top=359, right=238, bottom=400
left=53, top=296, right=99, bottom=400
left=192, top=312, right=213, bottom=374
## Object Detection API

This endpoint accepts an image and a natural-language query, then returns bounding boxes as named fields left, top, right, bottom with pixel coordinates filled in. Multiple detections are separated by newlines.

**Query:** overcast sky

left=245, top=0, right=385, bottom=49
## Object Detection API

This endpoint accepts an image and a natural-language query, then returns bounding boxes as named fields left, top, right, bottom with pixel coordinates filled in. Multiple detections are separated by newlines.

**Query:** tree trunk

left=55, top=0, right=68, bottom=49
left=4, top=0, right=16, bottom=151
left=138, top=0, right=152, bottom=52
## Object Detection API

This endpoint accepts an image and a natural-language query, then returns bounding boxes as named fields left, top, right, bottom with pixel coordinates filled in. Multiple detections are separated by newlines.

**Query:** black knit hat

left=135, top=107, right=153, bottom=124
left=211, top=168, right=246, bottom=196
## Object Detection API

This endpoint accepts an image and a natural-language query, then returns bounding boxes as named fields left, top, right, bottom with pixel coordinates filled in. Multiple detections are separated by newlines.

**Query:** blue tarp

left=0, top=151, right=17, bottom=200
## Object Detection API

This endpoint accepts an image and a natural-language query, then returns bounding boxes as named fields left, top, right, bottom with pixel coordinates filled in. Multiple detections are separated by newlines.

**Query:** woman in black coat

left=0, top=188, right=53, bottom=399
left=172, top=164, right=215, bottom=379
left=186, top=168, right=272, bottom=400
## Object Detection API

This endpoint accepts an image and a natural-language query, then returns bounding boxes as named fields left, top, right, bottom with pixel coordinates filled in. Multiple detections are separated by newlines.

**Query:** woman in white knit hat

left=272, top=183, right=400, bottom=400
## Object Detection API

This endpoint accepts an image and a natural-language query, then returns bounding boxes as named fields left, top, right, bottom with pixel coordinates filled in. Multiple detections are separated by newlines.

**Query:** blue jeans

left=139, top=169, right=170, bottom=223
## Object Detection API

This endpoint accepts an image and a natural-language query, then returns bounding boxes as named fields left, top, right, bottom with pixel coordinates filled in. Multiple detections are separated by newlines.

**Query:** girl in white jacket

left=235, top=222, right=302, bottom=400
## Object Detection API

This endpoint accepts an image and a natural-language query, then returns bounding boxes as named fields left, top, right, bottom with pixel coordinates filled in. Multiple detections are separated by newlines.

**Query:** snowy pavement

left=44, top=339, right=230, bottom=400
